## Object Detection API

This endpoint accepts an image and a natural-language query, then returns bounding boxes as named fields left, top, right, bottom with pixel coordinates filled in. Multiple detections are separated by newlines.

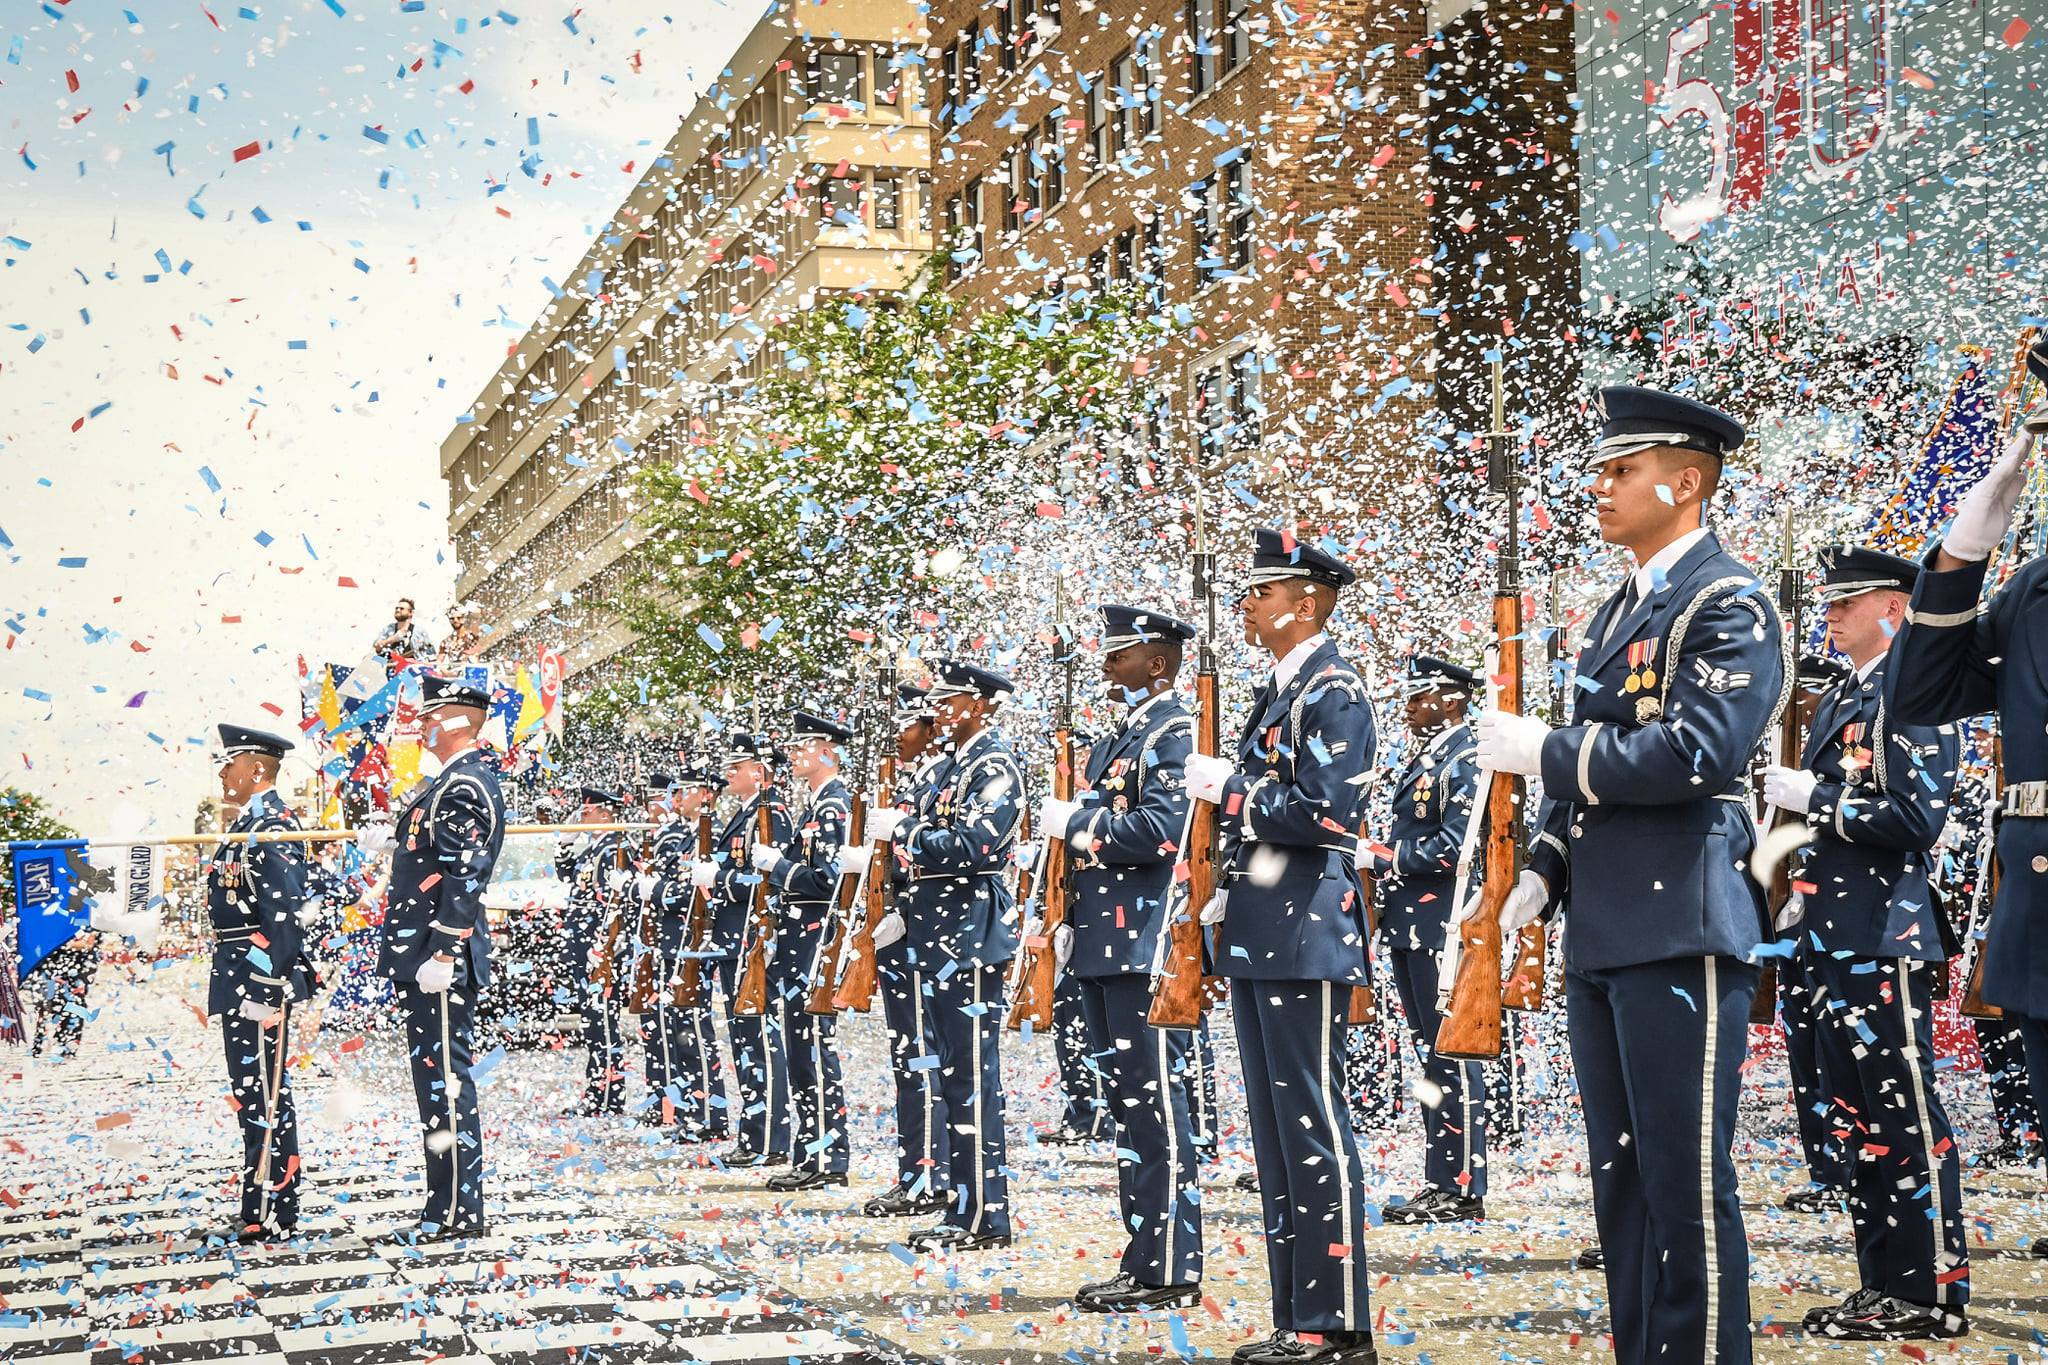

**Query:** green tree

left=589, top=252, right=1171, bottom=722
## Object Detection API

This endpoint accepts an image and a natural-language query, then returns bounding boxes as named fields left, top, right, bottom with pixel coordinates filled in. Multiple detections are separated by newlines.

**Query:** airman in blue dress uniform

left=1886, top=355, right=2048, bottom=1263
left=1364, top=655, right=1486, bottom=1224
left=1040, top=604, right=1201, bottom=1310
left=691, top=731, right=794, bottom=1166
left=655, top=766, right=730, bottom=1142
left=358, top=673, right=506, bottom=1241
left=861, top=683, right=954, bottom=1219
left=631, top=772, right=687, bottom=1127
left=1475, top=387, right=1788, bottom=1364
left=1759, top=546, right=1967, bottom=1339
left=866, top=658, right=1024, bottom=1252
left=751, top=709, right=857, bottom=1190
left=1183, top=529, right=1377, bottom=1365
left=206, top=723, right=318, bottom=1242
left=566, top=788, right=630, bottom=1118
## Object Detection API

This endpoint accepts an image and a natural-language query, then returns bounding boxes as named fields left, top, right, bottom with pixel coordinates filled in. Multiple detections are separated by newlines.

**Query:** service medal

left=1635, top=695, right=1663, bottom=723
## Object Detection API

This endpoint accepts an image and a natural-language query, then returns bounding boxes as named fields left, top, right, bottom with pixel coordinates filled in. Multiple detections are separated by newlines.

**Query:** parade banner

left=9, top=840, right=89, bottom=983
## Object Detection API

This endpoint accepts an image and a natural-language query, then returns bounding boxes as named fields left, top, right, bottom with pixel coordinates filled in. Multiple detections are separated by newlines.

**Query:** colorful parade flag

left=9, top=840, right=90, bottom=983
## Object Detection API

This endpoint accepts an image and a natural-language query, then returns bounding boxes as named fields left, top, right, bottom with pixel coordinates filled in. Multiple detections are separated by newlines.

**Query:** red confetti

left=2002, top=16, right=2030, bottom=45
left=233, top=140, right=262, bottom=162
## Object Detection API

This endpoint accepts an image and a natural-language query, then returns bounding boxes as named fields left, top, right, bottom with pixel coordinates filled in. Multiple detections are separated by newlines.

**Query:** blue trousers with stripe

left=881, top=960, right=949, bottom=1191
left=926, top=961, right=1011, bottom=1237
left=1387, top=946, right=1487, bottom=1198
left=1233, top=978, right=1371, bottom=1333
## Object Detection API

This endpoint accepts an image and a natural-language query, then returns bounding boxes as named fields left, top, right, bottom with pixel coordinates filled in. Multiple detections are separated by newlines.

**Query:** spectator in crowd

left=440, top=607, right=485, bottom=667
left=374, top=598, right=435, bottom=662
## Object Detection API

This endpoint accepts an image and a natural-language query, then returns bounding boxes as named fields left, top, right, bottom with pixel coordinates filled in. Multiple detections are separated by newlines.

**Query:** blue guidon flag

left=9, top=839, right=91, bottom=983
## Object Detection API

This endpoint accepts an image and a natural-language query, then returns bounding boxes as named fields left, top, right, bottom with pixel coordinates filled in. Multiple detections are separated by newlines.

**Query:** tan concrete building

left=441, top=0, right=931, bottom=684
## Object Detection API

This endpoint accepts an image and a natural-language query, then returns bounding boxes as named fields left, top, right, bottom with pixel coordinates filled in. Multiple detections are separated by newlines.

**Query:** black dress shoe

left=1078, top=1278, right=1202, bottom=1313
left=1039, top=1125, right=1094, bottom=1146
left=1802, top=1287, right=1883, bottom=1332
left=907, top=1223, right=1011, bottom=1252
left=766, top=1170, right=848, bottom=1192
left=1234, top=1170, right=1260, bottom=1193
left=1574, top=1246, right=1604, bottom=1270
left=862, top=1183, right=950, bottom=1217
left=1075, top=1271, right=1136, bottom=1304
left=1781, top=1185, right=1847, bottom=1214
left=2034, top=1236, right=2048, bottom=1260
left=723, top=1146, right=772, bottom=1168
left=1817, top=1295, right=1966, bottom=1340
left=1233, top=1331, right=1293, bottom=1363
left=1380, top=1189, right=1484, bottom=1224
left=1284, top=1330, right=1377, bottom=1364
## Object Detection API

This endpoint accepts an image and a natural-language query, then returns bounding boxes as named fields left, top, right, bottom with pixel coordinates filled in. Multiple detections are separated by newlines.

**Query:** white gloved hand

left=294, top=895, right=325, bottom=929
left=355, top=818, right=396, bottom=857
left=749, top=841, right=783, bottom=872
left=415, top=955, right=456, bottom=994
left=1039, top=794, right=1082, bottom=838
left=635, top=872, right=658, bottom=901
left=1454, top=870, right=1549, bottom=931
left=1051, top=921, right=1074, bottom=971
left=1475, top=709, right=1552, bottom=775
left=1762, top=764, right=1819, bottom=815
left=1774, top=890, right=1807, bottom=933
left=872, top=910, right=907, bottom=949
left=604, top=868, right=631, bottom=894
left=866, top=806, right=908, bottom=842
left=1944, top=419, right=2039, bottom=561
left=1353, top=840, right=1391, bottom=877
left=834, top=844, right=872, bottom=876
left=1198, top=891, right=1227, bottom=925
left=237, top=999, right=279, bottom=1023
left=1183, top=754, right=1233, bottom=804
left=689, top=860, right=720, bottom=891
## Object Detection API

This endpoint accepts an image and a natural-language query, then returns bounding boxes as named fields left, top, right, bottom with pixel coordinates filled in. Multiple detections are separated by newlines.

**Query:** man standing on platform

left=1886, top=365, right=2048, bottom=1261
left=1044, top=604, right=1201, bottom=1311
left=865, top=659, right=1024, bottom=1252
left=860, top=683, right=953, bottom=1218
left=206, top=723, right=319, bottom=1243
left=692, top=731, right=793, bottom=1167
left=1761, top=546, right=1967, bottom=1339
left=750, top=709, right=857, bottom=1190
left=1473, top=387, right=1786, bottom=1364
left=358, top=674, right=505, bottom=1242
left=1365, top=655, right=1486, bottom=1224
left=1183, top=530, right=1377, bottom=1365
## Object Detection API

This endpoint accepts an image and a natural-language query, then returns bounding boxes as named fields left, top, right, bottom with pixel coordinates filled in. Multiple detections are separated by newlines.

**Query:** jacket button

left=2033, top=855, right=2048, bottom=874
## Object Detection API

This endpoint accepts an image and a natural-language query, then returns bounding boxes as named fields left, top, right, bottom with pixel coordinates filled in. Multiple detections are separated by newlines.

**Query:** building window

left=820, top=175, right=863, bottom=225
left=960, top=23, right=981, bottom=100
left=871, top=172, right=901, bottom=230
left=1187, top=0, right=1250, bottom=95
left=916, top=170, right=932, bottom=231
left=808, top=48, right=864, bottom=106
left=1193, top=347, right=1260, bottom=459
left=945, top=178, right=983, bottom=282
left=1190, top=160, right=1251, bottom=280
left=1002, top=145, right=1027, bottom=234
left=1088, top=246, right=1109, bottom=295
left=1085, top=76, right=1110, bottom=172
left=1111, top=43, right=1160, bottom=153
left=996, top=0, right=1016, bottom=76
left=1034, top=113, right=1064, bottom=214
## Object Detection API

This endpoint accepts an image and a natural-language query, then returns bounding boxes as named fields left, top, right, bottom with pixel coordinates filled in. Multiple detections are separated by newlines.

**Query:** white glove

left=294, top=895, right=325, bottom=929
left=1774, top=891, right=1807, bottom=933
left=749, top=841, right=783, bottom=872
left=1762, top=764, right=1818, bottom=815
left=604, top=868, right=631, bottom=894
left=866, top=806, right=908, bottom=842
left=872, top=910, right=907, bottom=949
left=237, top=999, right=279, bottom=1023
left=415, top=955, right=455, bottom=994
left=1039, top=794, right=1082, bottom=837
left=1353, top=840, right=1391, bottom=876
left=1184, top=753, right=1233, bottom=803
left=1051, top=921, right=1074, bottom=971
left=1455, top=870, right=1549, bottom=932
left=635, top=873, right=658, bottom=900
left=689, top=860, right=720, bottom=891
left=1944, top=420, right=2038, bottom=561
left=1475, top=710, right=1551, bottom=775
left=1198, top=891, right=1227, bottom=925
left=834, top=844, right=872, bottom=876
left=355, top=818, right=396, bottom=857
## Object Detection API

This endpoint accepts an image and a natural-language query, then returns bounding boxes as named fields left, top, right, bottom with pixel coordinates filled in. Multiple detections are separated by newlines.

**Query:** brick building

left=440, top=0, right=930, bottom=684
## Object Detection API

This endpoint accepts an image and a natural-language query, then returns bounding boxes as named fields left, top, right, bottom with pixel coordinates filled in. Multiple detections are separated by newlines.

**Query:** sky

left=0, top=0, right=765, bottom=835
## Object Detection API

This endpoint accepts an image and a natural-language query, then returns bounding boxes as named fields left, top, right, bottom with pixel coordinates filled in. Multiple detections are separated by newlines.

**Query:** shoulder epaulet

left=1305, top=663, right=1368, bottom=702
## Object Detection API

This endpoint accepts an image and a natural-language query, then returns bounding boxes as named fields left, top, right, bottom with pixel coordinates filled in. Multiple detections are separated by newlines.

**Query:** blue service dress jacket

left=1063, top=692, right=1194, bottom=977
left=1211, top=637, right=1377, bottom=985
left=377, top=749, right=505, bottom=987
left=1525, top=531, right=1789, bottom=969
left=205, top=789, right=318, bottom=1016
left=1887, top=550, right=2048, bottom=1015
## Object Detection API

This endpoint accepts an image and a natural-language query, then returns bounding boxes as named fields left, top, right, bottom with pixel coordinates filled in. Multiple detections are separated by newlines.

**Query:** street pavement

left=3, top=960, right=2043, bottom=1362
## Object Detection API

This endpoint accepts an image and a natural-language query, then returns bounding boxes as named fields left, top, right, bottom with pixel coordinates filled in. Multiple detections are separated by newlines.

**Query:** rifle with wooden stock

left=1960, top=739, right=2005, bottom=1019
left=1348, top=812, right=1379, bottom=1027
left=809, top=668, right=885, bottom=1015
left=1007, top=593, right=1077, bottom=1034
left=1754, top=507, right=1802, bottom=1024
left=1437, top=358, right=1524, bottom=1062
left=671, top=804, right=717, bottom=1008
left=733, top=788, right=776, bottom=1017
left=1149, top=491, right=1223, bottom=1030
left=837, top=664, right=900, bottom=1013
left=1501, top=572, right=1559, bottom=1013
left=626, top=783, right=662, bottom=1013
